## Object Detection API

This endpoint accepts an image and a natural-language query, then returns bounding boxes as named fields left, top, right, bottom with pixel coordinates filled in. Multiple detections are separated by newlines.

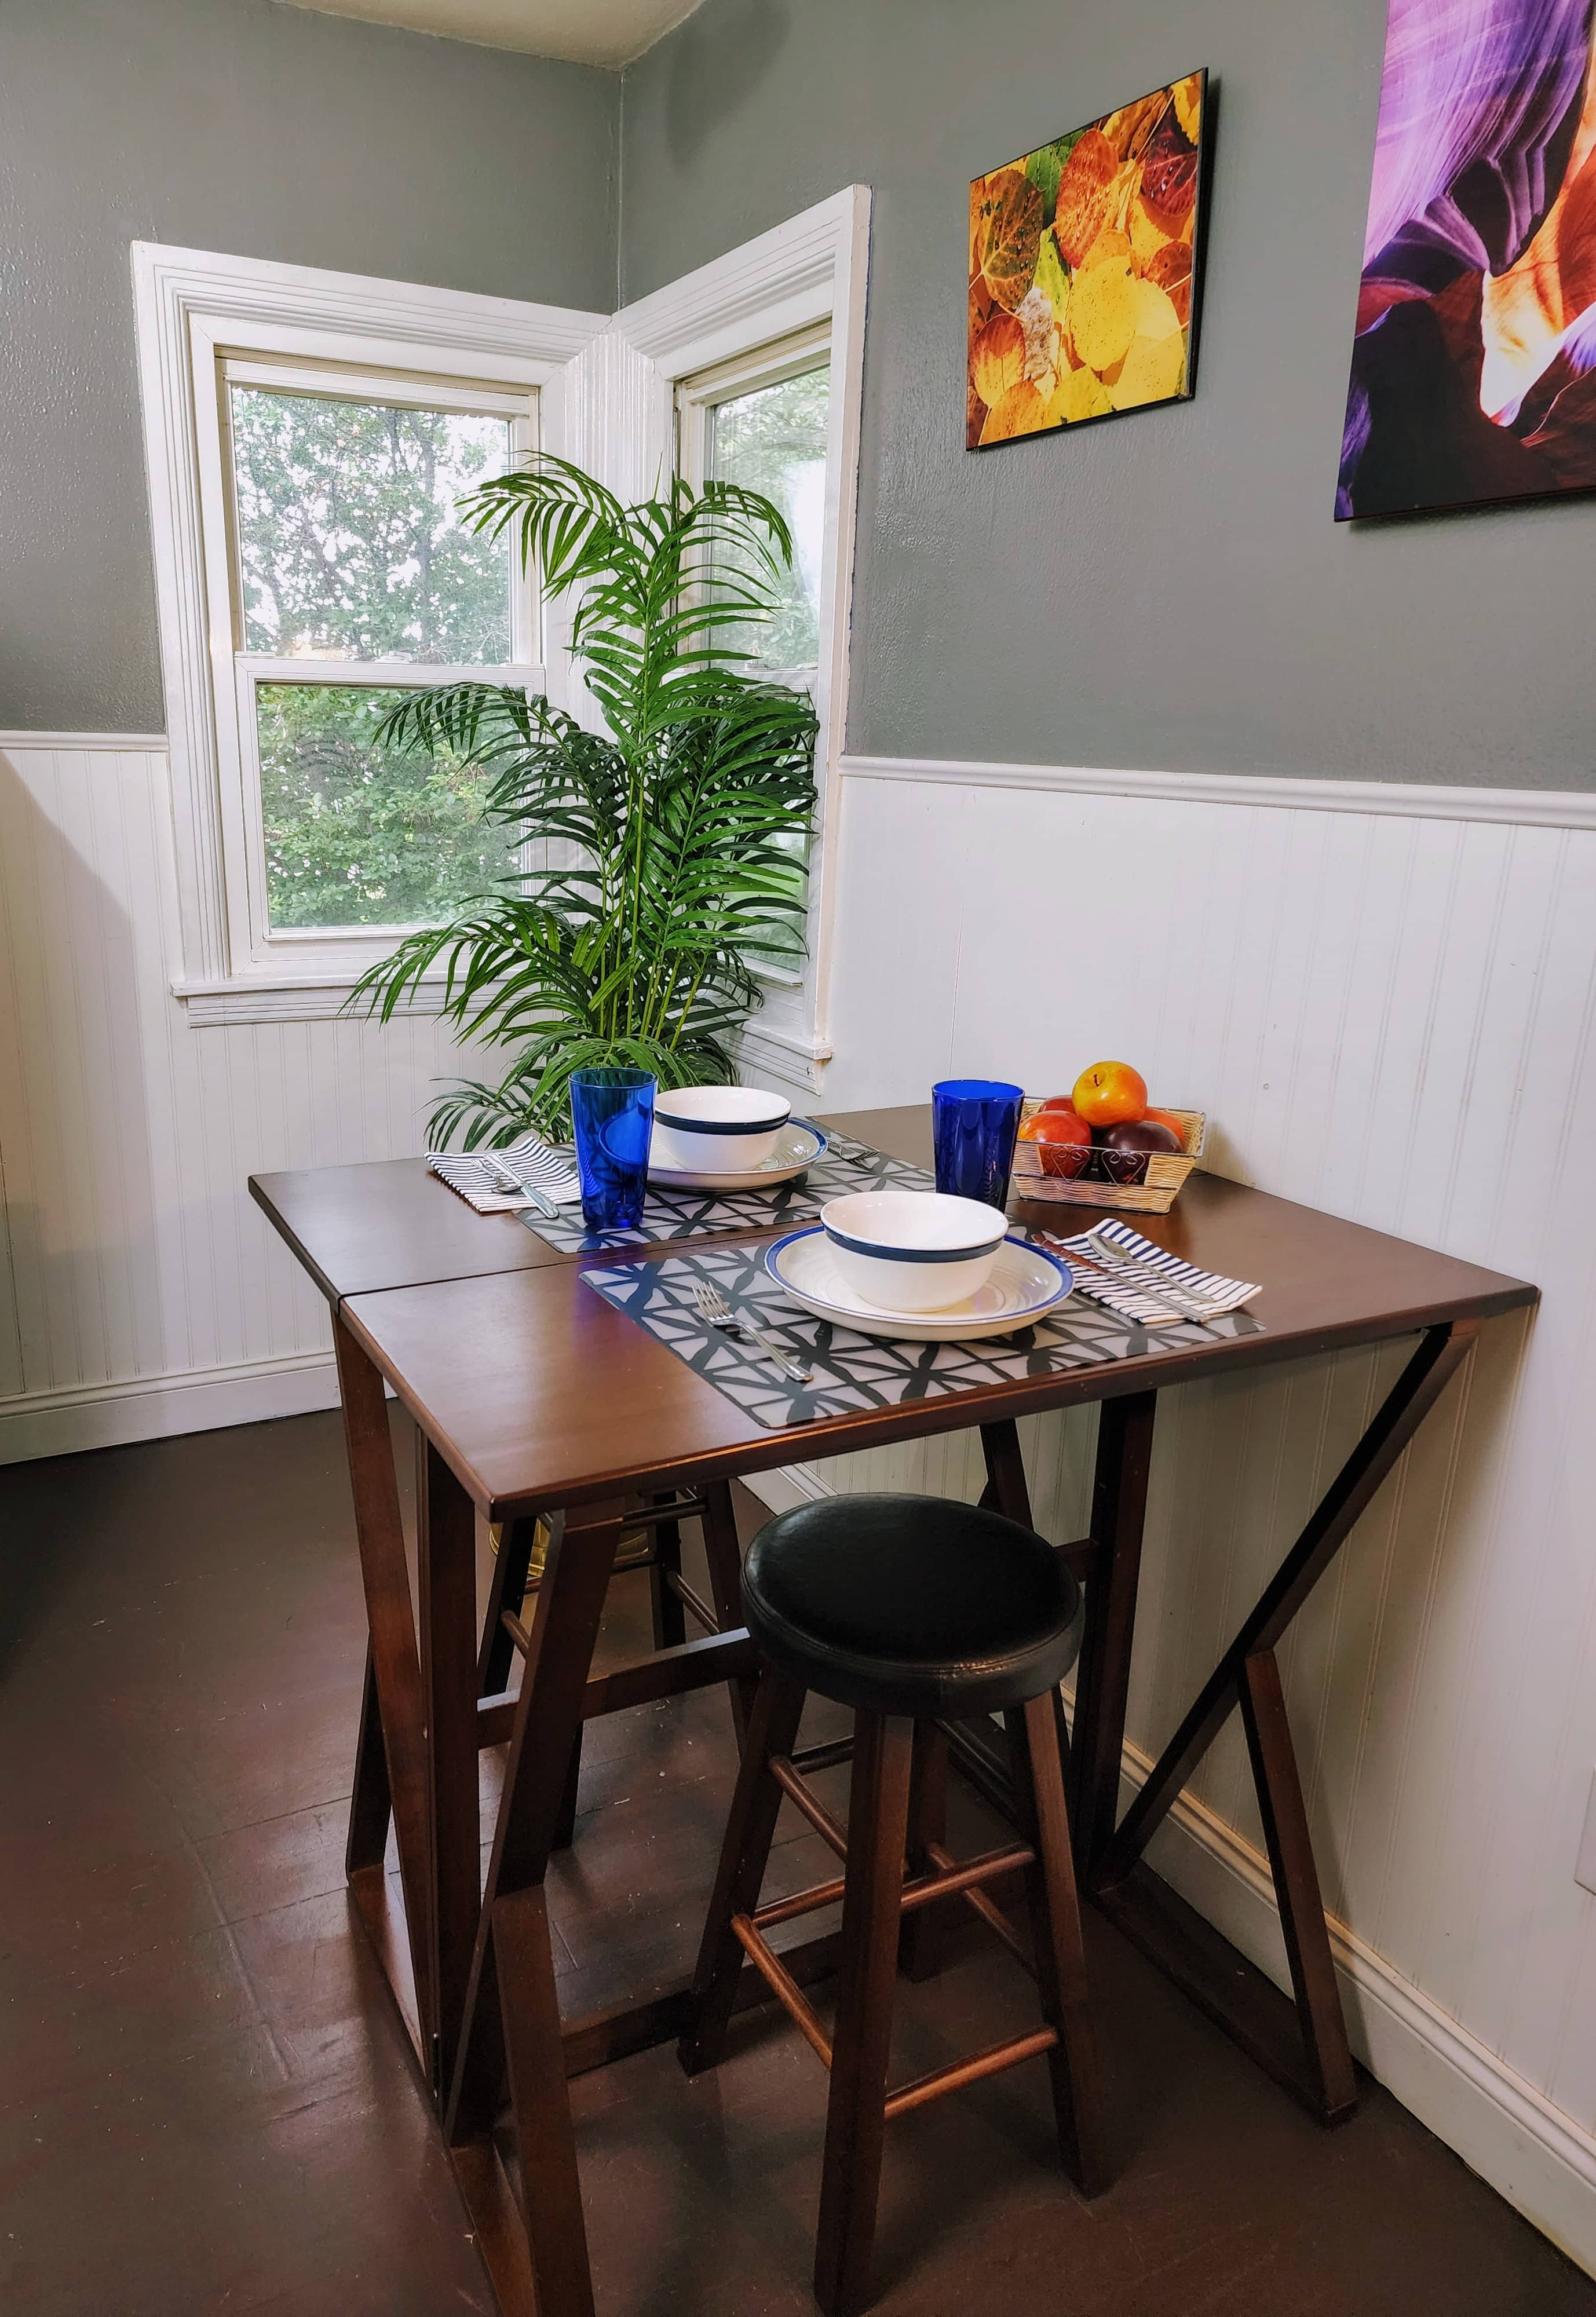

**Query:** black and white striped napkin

left=1040, top=1219, right=1259, bottom=1326
left=426, top=1132, right=581, bottom=1214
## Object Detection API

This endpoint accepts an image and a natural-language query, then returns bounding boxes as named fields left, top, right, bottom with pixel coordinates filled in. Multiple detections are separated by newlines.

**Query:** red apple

left=1103, top=1119, right=1182, bottom=1156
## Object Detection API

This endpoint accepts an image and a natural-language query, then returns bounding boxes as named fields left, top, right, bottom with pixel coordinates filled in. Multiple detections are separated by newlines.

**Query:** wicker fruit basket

left=1009, top=1099, right=1206, bottom=1215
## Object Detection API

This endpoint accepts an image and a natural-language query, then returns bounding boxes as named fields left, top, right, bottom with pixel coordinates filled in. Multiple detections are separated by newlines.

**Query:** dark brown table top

left=331, top=1110, right=1536, bottom=1521
left=248, top=1108, right=931, bottom=1305
left=250, top=1153, right=573, bottom=1304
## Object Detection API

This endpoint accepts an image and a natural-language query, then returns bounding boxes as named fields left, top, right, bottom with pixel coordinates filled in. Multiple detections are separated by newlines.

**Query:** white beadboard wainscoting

left=0, top=735, right=473, bottom=1461
left=744, top=751, right=1596, bottom=2274
left=7, top=728, right=1596, bottom=2268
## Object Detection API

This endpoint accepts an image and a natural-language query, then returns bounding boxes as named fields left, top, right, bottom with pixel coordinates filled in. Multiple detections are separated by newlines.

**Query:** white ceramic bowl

left=650, top=1084, right=792, bottom=1174
left=818, top=1190, right=1009, bottom=1313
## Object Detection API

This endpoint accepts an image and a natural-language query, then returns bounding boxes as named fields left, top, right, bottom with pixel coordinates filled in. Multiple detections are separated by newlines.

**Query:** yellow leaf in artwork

left=1130, top=195, right=1174, bottom=273
left=1046, top=364, right=1113, bottom=425
left=980, top=381, right=1047, bottom=443
left=1078, top=224, right=1133, bottom=274
left=1107, top=326, right=1188, bottom=409
left=1173, top=73, right=1203, bottom=144
left=1069, top=257, right=1139, bottom=372
left=970, top=310, right=1027, bottom=405
left=1126, top=277, right=1183, bottom=343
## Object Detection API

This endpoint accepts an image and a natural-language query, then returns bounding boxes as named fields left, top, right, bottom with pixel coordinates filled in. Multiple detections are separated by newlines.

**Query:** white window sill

left=170, top=974, right=447, bottom=1028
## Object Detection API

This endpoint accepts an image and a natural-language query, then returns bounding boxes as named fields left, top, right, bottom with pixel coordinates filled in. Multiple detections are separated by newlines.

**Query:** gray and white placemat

left=580, top=1236, right=1265, bottom=1429
left=516, top=1132, right=934, bottom=1253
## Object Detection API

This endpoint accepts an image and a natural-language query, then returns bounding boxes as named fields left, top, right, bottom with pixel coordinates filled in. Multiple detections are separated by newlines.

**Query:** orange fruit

left=1142, top=1106, right=1188, bottom=1149
left=1072, top=1061, right=1147, bottom=1128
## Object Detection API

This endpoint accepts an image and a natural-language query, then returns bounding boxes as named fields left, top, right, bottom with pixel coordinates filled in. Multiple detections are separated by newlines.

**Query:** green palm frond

left=349, top=456, right=818, bottom=1145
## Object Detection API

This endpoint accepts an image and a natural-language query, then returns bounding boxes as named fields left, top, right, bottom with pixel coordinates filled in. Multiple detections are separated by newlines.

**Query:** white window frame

left=611, top=187, right=871, bottom=1100
left=133, top=243, right=606, bottom=1021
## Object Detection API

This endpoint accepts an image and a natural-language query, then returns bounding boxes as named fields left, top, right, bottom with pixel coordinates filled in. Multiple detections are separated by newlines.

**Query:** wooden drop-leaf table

left=251, top=1106, right=1535, bottom=2317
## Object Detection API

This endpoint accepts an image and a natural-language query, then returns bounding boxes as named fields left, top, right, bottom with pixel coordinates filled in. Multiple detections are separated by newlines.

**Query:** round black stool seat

left=742, top=1493, right=1084, bottom=1718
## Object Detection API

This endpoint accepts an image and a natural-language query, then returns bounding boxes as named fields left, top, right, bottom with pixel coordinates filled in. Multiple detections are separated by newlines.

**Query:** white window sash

left=612, top=190, right=871, bottom=1092
left=133, top=241, right=606, bottom=1011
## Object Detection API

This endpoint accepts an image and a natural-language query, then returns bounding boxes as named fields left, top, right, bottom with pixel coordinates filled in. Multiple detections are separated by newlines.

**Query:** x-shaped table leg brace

left=1090, top=1317, right=1480, bottom=2122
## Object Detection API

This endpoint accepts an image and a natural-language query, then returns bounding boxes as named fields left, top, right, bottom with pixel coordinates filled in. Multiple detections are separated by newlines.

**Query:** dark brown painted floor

left=2, top=1408, right=1592, bottom=2316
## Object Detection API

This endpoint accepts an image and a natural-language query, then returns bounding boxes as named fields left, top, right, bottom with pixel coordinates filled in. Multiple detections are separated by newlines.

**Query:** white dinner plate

left=647, top=1119, right=827, bottom=1193
left=765, top=1227, right=1073, bottom=1342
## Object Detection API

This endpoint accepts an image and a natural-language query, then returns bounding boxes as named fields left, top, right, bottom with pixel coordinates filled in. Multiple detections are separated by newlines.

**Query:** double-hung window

left=134, top=243, right=605, bottom=1019
left=201, top=359, right=540, bottom=975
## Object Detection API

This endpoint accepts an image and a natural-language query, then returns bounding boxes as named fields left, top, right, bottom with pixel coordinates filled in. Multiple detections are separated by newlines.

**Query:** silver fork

left=1080, top=1223, right=1219, bottom=1321
left=821, top=1130, right=877, bottom=1170
left=691, top=1280, right=813, bottom=1384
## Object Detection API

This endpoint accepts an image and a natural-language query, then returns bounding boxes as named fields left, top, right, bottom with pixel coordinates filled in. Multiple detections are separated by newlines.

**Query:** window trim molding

left=132, top=240, right=606, bottom=1008
left=609, top=187, right=872, bottom=1094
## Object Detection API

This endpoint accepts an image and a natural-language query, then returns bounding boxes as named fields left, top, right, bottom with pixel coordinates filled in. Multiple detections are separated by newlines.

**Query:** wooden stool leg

left=648, top=1493, right=687, bottom=1651
left=897, top=1717, right=949, bottom=1980
left=700, top=1479, right=757, bottom=1746
left=1006, top=1691, right=1107, bottom=2197
left=679, top=1669, right=808, bottom=2075
left=814, top=1713, right=914, bottom=2317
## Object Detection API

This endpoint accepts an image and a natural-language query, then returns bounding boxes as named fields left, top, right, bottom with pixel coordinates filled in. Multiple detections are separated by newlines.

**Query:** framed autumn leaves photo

left=968, top=72, right=1212, bottom=448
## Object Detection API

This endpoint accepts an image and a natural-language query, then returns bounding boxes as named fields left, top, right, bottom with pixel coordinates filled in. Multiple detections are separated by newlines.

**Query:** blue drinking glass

left=932, top=1078, right=1024, bottom=1209
left=570, top=1067, right=656, bottom=1231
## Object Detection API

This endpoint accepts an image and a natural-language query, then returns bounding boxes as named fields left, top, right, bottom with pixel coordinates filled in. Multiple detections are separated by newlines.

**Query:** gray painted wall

left=620, top=0, right=1595, bottom=789
left=0, top=0, right=618, bottom=732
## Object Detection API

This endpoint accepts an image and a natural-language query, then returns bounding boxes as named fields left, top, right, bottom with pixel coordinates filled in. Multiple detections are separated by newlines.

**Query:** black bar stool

left=680, top=1493, right=1105, bottom=2317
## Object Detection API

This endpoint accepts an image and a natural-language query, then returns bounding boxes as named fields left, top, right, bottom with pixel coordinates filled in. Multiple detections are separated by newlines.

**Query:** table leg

left=419, top=1433, right=483, bottom=2104
left=1069, top=1391, right=1157, bottom=1875
left=648, top=1494, right=688, bottom=1652
left=333, top=1314, right=436, bottom=2059
left=1093, top=1320, right=1478, bottom=2122
left=345, top=1644, right=392, bottom=1877
left=479, top=1513, right=543, bottom=1698
left=447, top=1497, right=626, bottom=2317
left=699, top=1479, right=755, bottom=1746
left=978, top=1415, right=1033, bottom=1525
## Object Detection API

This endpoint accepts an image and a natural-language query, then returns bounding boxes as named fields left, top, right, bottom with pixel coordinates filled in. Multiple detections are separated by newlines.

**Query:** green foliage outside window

left=708, top=365, right=829, bottom=667
left=231, top=389, right=521, bottom=931
left=257, top=685, right=517, bottom=929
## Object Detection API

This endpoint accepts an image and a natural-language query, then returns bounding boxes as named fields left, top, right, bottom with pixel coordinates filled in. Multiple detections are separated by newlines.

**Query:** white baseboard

left=0, top=1348, right=342, bottom=1464
left=740, top=1464, right=1596, bottom=2279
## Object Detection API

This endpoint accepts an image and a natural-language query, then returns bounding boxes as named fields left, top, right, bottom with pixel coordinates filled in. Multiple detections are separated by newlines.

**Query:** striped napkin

left=1043, top=1218, right=1259, bottom=1326
left=427, top=1131, right=582, bottom=1214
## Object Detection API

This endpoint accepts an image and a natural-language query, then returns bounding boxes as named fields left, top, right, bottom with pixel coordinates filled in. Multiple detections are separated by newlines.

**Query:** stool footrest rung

left=883, top=2025, right=1058, bottom=2121
left=750, top=1840, right=1035, bottom=1939
left=769, top=1755, right=850, bottom=1862
left=753, top=1876, right=848, bottom=1931
left=663, top=1569, right=720, bottom=1633
left=900, top=1840, right=1034, bottom=1914
left=732, top=1914, right=834, bottom=2067
left=788, top=1735, right=855, bottom=1775
left=926, top=1839, right=1033, bottom=1974
left=628, top=1496, right=707, bottom=1528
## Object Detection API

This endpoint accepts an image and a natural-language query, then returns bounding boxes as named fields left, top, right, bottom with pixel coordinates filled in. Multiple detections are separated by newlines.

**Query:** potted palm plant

left=351, top=454, right=819, bottom=1146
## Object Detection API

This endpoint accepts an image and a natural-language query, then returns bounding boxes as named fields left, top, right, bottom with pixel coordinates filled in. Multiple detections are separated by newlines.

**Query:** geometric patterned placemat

left=516, top=1130, right=934, bottom=1254
left=580, top=1234, right=1265, bottom=1430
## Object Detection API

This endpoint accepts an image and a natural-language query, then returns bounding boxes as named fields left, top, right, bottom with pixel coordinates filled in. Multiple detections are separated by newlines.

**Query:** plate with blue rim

left=765, top=1226, right=1073, bottom=1342
left=646, top=1119, right=827, bottom=1193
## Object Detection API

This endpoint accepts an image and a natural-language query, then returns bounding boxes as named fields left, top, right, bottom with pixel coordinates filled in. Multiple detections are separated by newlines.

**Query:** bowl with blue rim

left=818, top=1189, right=1009, bottom=1313
left=651, top=1084, right=792, bottom=1174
